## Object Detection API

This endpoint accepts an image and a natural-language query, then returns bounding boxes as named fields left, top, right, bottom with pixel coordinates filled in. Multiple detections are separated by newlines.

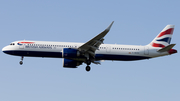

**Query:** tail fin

left=148, top=25, right=175, bottom=48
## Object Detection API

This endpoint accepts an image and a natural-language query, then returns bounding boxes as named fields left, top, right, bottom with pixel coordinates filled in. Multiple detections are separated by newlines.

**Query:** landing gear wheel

left=86, top=66, right=91, bottom=72
left=19, top=61, right=23, bottom=65
left=19, top=56, right=24, bottom=65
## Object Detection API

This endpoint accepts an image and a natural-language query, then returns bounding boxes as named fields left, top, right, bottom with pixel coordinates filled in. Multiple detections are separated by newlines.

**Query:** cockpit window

left=10, top=43, right=15, bottom=45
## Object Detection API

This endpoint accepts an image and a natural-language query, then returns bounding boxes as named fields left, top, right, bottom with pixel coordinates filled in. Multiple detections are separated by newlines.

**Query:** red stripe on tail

left=152, top=43, right=165, bottom=48
left=158, top=28, right=174, bottom=38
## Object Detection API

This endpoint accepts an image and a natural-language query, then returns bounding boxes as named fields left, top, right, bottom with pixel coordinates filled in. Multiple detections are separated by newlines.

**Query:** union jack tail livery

left=149, top=25, right=174, bottom=48
left=148, top=25, right=177, bottom=54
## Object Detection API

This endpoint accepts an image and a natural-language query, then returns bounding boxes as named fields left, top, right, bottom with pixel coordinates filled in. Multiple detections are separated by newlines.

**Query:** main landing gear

left=86, top=66, right=91, bottom=72
left=85, top=60, right=91, bottom=72
left=19, top=56, right=24, bottom=65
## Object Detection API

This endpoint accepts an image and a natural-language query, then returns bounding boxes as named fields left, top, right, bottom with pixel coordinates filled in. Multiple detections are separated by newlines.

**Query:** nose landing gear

left=86, top=66, right=91, bottom=72
left=19, top=56, right=24, bottom=65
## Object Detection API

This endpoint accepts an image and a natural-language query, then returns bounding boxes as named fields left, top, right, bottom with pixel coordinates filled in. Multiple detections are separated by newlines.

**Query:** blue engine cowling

left=62, top=48, right=81, bottom=58
left=63, top=58, right=82, bottom=68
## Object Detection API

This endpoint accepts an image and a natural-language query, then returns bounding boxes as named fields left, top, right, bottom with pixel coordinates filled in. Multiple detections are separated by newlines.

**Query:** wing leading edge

left=78, top=21, right=114, bottom=59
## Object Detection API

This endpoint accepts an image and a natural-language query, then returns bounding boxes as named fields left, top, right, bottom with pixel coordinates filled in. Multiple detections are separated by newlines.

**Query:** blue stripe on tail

left=156, top=37, right=171, bottom=44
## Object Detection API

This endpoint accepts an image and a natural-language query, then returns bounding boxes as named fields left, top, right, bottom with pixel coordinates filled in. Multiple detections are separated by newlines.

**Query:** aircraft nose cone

left=2, top=46, right=10, bottom=54
left=2, top=47, right=6, bottom=53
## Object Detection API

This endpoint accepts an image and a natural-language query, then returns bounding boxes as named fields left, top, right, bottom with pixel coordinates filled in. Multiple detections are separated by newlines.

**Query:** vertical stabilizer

left=148, top=25, right=175, bottom=48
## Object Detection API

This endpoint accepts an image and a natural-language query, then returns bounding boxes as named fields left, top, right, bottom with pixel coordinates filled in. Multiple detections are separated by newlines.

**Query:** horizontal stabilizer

left=157, top=44, right=176, bottom=52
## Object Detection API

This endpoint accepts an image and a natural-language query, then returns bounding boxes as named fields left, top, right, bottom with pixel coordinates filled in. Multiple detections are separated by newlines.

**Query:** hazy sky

left=0, top=0, right=180, bottom=101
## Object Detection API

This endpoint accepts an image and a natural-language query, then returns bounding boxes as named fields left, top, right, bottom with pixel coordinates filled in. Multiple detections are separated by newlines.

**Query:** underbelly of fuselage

left=3, top=50, right=150, bottom=61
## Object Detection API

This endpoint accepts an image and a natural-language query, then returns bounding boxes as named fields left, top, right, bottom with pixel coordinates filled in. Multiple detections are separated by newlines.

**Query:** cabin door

left=106, top=45, right=111, bottom=53
left=144, top=46, right=149, bottom=55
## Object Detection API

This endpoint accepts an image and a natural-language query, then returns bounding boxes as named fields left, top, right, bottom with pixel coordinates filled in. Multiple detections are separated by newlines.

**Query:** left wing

left=78, top=21, right=114, bottom=59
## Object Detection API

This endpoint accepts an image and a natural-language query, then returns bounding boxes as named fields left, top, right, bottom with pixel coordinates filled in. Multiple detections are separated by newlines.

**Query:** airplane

left=2, top=21, right=177, bottom=72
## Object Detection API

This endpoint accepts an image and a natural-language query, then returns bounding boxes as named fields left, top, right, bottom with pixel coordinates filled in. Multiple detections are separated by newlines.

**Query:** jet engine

left=63, top=58, right=82, bottom=68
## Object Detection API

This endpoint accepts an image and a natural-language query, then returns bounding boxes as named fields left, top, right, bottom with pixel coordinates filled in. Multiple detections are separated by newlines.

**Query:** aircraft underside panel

left=3, top=50, right=151, bottom=61
left=3, top=50, right=62, bottom=58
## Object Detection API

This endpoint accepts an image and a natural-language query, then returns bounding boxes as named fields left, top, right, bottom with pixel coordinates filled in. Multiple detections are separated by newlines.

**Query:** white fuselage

left=2, top=40, right=170, bottom=61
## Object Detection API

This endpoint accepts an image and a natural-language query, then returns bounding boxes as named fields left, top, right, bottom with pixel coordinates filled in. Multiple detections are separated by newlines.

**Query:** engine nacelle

left=63, top=58, right=82, bottom=68
left=62, top=48, right=80, bottom=58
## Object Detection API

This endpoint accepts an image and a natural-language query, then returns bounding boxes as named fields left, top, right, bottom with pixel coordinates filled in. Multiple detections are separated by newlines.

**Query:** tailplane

left=157, top=44, right=176, bottom=52
left=148, top=25, right=175, bottom=48
left=157, top=44, right=177, bottom=54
